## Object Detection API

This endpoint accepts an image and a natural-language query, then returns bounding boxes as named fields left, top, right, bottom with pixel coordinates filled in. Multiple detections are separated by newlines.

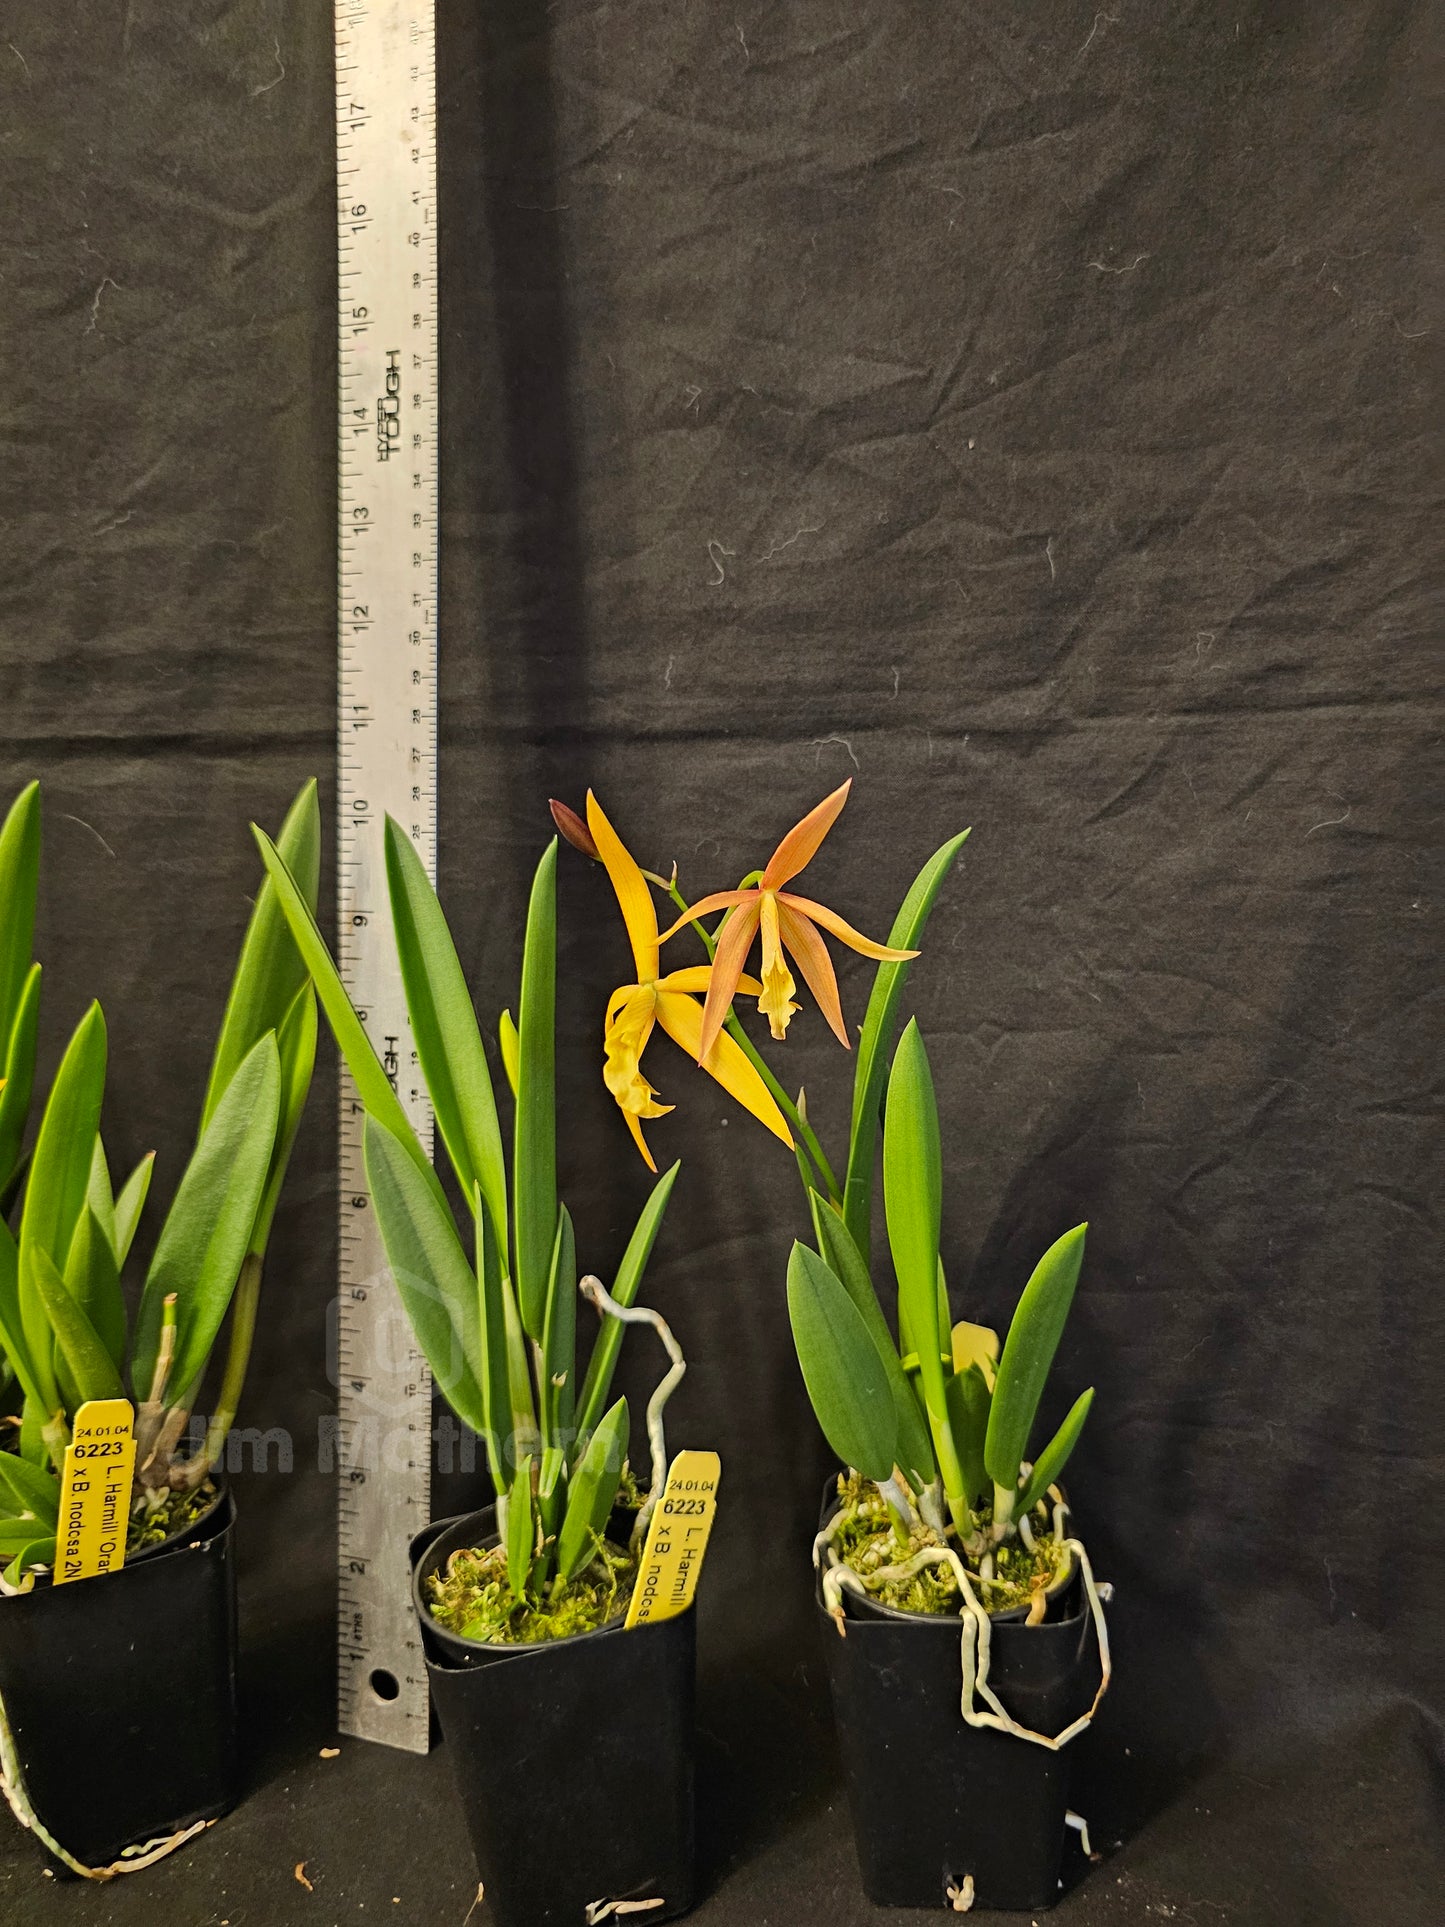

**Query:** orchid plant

left=567, top=788, right=1104, bottom=1645
left=0, top=782, right=320, bottom=1586
left=256, top=815, right=687, bottom=1641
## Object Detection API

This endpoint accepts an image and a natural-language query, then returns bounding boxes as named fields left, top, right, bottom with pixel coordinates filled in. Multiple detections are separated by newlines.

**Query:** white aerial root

left=0, top=1686, right=212, bottom=1878
left=579, top=1275, right=685, bottom=1548
left=585, top=1899, right=665, bottom=1922
left=812, top=1484, right=1111, bottom=1747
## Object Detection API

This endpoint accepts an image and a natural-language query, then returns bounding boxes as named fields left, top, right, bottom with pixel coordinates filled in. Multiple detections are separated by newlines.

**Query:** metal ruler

left=333, top=0, right=438, bottom=1754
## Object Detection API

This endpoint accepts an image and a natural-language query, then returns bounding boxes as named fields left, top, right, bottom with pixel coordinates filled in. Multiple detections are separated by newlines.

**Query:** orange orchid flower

left=658, top=780, right=918, bottom=1064
left=587, top=792, right=794, bottom=1171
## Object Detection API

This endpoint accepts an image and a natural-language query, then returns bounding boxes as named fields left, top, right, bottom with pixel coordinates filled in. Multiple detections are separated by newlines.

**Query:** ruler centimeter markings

left=334, top=0, right=438, bottom=1754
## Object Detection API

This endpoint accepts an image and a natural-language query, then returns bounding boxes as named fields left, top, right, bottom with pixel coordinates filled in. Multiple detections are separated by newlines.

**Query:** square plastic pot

left=818, top=1491, right=1101, bottom=1911
left=411, top=1507, right=696, bottom=1927
left=0, top=1486, right=239, bottom=1871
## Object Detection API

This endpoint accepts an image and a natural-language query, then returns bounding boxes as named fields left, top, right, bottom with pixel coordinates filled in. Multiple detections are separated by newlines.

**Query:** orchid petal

left=757, top=891, right=800, bottom=1040
left=623, top=1108, right=659, bottom=1174
left=694, top=899, right=761, bottom=1065
left=656, top=965, right=762, bottom=997
left=760, top=780, right=852, bottom=889
left=656, top=891, right=754, bottom=944
left=777, top=893, right=919, bottom=961
left=777, top=900, right=850, bottom=1048
left=587, top=793, right=659, bottom=980
left=654, top=991, right=793, bottom=1147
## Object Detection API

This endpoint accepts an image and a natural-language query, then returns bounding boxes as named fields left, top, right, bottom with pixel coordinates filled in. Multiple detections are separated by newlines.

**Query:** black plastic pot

left=411, top=1507, right=696, bottom=1927
left=818, top=1491, right=1101, bottom=1911
left=0, top=1486, right=239, bottom=1871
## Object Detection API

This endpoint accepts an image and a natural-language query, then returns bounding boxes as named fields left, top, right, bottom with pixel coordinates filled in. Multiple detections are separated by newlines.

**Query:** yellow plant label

left=54, top=1398, right=137, bottom=1586
left=625, top=1450, right=721, bottom=1630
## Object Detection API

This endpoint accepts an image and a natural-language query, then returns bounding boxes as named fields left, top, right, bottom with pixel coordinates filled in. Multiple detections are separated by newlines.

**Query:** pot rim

left=412, top=1505, right=636, bottom=1655
left=817, top=1487, right=1080, bottom=1627
left=5, top=1477, right=231, bottom=1597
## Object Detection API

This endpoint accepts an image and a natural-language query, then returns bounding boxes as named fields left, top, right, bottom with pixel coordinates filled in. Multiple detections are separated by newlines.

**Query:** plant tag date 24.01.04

left=54, top=1398, right=137, bottom=1586
left=626, top=1450, right=721, bottom=1630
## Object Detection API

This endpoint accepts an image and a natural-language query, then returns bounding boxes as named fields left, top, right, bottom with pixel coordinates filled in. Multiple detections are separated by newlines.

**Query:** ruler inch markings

left=334, top=0, right=439, bottom=1756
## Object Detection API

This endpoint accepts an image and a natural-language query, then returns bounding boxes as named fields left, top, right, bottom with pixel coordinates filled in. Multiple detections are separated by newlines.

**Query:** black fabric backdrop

left=1, top=2, right=1440, bottom=1922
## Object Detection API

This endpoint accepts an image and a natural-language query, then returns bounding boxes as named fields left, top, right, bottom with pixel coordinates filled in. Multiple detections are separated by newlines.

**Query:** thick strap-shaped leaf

left=31, top=1245, right=124, bottom=1403
left=787, top=1242, right=897, bottom=1484
left=555, top=1396, right=628, bottom=1587
left=247, top=978, right=318, bottom=1256
left=362, top=1111, right=485, bottom=1436
left=0, top=780, right=40, bottom=1046
left=18, top=1002, right=107, bottom=1376
left=513, top=841, right=557, bottom=1340
left=203, top=780, right=320, bottom=1134
left=810, top=1192, right=934, bottom=1491
left=0, top=963, right=41, bottom=1196
left=132, top=1034, right=282, bottom=1402
left=386, top=815, right=507, bottom=1252
left=0, top=1217, right=46, bottom=1411
left=472, top=1188, right=513, bottom=1485
left=1016, top=1387, right=1095, bottom=1515
left=112, top=1152, right=155, bottom=1267
left=252, top=827, right=443, bottom=1207
left=540, top=1204, right=576, bottom=1450
left=0, top=1450, right=59, bottom=1527
left=65, top=1198, right=126, bottom=1369
left=505, top=1455, right=535, bottom=1600
left=945, top=1362, right=992, bottom=1509
left=844, top=830, right=969, bottom=1252
left=574, top=1161, right=679, bottom=1453
left=985, top=1224, right=1089, bottom=1491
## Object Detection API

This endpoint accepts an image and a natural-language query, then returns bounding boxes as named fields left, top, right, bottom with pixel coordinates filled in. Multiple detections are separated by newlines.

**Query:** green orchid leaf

left=513, top=841, right=558, bottom=1341
left=1, top=1528, right=56, bottom=1580
left=386, top=815, right=508, bottom=1252
left=883, top=1021, right=945, bottom=1385
left=246, top=979, right=317, bottom=1258
left=505, top=1454, right=535, bottom=1600
left=844, top=829, right=969, bottom=1252
left=202, top=780, right=319, bottom=1134
left=31, top=1245, right=124, bottom=1404
left=132, top=1034, right=281, bottom=1403
left=18, top=1002, right=107, bottom=1377
left=985, top=1223, right=1089, bottom=1492
left=498, top=1009, right=519, bottom=1099
left=112, top=1152, right=155, bottom=1267
left=361, top=1112, right=485, bottom=1436
left=573, top=1161, right=679, bottom=1453
left=471, top=1187, right=512, bottom=1486
left=0, top=1217, right=45, bottom=1411
left=555, top=1395, right=628, bottom=1588
left=0, top=963, right=41, bottom=1197
left=884, top=1020, right=975, bottom=1516
left=85, top=1137, right=116, bottom=1255
left=65, top=1200, right=126, bottom=1369
left=810, top=1192, right=935, bottom=1491
left=1016, top=1387, right=1095, bottom=1516
left=18, top=1397, right=45, bottom=1466
left=786, top=1242, right=897, bottom=1484
left=0, top=780, right=40, bottom=1048
left=0, top=1450, right=60, bottom=1527
left=252, top=827, right=441, bottom=1203
left=540, top=1205, right=577, bottom=1450
left=945, top=1362, right=992, bottom=1509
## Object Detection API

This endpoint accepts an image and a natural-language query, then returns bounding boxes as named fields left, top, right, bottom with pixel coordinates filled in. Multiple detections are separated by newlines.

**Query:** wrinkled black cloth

left=1, top=3, right=1439, bottom=1921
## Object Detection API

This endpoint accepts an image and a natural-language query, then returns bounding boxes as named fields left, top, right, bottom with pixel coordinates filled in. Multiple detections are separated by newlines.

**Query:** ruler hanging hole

left=368, top=1669, right=401, bottom=1704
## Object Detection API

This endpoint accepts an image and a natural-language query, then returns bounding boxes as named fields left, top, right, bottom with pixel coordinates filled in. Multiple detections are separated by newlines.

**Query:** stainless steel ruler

left=333, top=0, right=438, bottom=1754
